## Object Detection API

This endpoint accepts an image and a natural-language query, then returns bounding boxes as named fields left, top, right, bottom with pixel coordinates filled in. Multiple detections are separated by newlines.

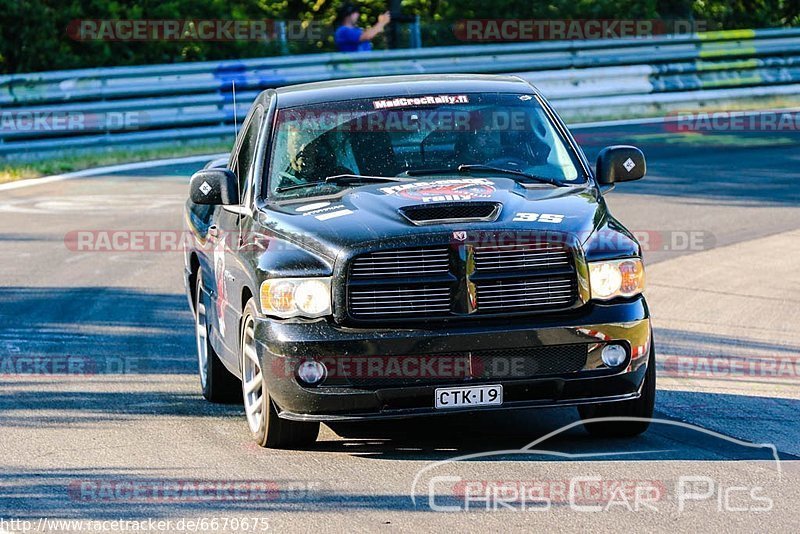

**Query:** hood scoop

left=399, top=202, right=502, bottom=225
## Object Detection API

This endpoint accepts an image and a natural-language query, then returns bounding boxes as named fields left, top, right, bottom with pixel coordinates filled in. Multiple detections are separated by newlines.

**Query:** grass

left=0, top=141, right=231, bottom=185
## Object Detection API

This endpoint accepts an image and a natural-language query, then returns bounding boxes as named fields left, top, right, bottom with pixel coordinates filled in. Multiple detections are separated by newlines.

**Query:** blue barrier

left=2, top=28, right=800, bottom=157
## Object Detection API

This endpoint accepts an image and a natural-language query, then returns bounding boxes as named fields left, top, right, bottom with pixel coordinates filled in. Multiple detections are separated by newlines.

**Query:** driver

left=287, top=130, right=352, bottom=184
left=454, top=129, right=506, bottom=165
left=502, top=130, right=551, bottom=166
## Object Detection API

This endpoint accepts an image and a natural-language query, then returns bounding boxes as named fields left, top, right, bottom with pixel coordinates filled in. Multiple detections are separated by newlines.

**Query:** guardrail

left=3, top=27, right=800, bottom=157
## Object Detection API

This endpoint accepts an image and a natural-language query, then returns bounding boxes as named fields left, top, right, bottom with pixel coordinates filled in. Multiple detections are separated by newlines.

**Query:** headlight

left=260, top=278, right=332, bottom=318
left=588, top=258, right=645, bottom=300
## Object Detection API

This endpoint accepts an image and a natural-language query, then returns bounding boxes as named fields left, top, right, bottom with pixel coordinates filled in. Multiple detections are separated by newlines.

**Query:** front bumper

left=255, top=296, right=651, bottom=421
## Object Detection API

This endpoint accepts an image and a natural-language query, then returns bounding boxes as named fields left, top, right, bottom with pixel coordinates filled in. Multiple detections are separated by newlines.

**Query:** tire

left=195, top=276, right=241, bottom=403
left=240, top=299, right=319, bottom=449
left=577, top=338, right=656, bottom=438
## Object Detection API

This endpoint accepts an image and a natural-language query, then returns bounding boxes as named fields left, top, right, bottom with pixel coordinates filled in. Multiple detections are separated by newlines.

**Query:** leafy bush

left=0, top=0, right=796, bottom=74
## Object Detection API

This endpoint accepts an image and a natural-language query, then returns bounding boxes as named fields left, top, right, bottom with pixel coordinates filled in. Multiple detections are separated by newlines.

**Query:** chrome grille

left=350, top=247, right=450, bottom=278
left=349, top=285, right=452, bottom=316
left=477, top=276, right=576, bottom=312
left=333, top=344, right=588, bottom=387
left=474, top=242, right=570, bottom=271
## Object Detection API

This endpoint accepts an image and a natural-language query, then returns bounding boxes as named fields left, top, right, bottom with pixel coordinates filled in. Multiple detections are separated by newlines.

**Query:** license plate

left=434, top=384, right=503, bottom=409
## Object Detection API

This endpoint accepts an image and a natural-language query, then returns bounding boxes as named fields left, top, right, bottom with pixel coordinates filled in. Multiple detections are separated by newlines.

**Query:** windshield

left=267, top=93, right=584, bottom=200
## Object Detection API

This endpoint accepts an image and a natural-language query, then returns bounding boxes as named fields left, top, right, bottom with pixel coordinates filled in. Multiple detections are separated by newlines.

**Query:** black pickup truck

left=183, top=74, right=654, bottom=448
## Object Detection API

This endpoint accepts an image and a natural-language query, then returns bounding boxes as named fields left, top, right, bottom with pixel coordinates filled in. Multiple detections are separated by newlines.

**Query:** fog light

left=296, top=360, right=326, bottom=385
left=602, top=344, right=627, bottom=367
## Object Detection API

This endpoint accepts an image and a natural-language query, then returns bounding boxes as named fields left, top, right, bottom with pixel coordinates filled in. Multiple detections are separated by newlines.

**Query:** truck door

left=208, top=107, right=264, bottom=368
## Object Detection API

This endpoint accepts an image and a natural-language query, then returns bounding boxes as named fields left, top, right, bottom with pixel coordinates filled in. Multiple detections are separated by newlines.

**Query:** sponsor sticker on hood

left=295, top=202, right=354, bottom=221
left=379, top=178, right=495, bottom=203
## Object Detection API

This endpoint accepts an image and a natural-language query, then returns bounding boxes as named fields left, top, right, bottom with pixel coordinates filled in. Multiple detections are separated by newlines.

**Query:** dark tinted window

left=267, top=93, right=583, bottom=200
left=235, top=109, right=263, bottom=195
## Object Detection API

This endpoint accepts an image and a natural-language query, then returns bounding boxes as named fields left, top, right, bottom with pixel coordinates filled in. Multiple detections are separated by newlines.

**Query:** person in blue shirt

left=334, top=4, right=391, bottom=52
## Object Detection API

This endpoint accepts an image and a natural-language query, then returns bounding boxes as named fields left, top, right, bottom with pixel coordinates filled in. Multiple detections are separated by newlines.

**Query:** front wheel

left=577, top=339, right=656, bottom=438
left=240, top=299, right=319, bottom=449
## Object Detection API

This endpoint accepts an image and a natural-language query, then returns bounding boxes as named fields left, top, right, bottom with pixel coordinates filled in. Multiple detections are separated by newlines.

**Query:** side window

left=234, top=109, right=263, bottom=201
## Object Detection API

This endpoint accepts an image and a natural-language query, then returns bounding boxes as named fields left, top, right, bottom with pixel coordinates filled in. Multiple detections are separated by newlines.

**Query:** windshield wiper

left=457, top=164, right=566, bottom=187
left=276, top=174, right=409, bottom=193
left=401, top=165, right=566, bottom=187
left=324, top=174, right=411, bottom=185
left=401, top=168, right=457, bottom=177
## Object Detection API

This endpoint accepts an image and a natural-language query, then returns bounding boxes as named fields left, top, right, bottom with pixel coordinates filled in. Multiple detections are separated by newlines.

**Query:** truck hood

left=257, top=177, right=607, bottom=259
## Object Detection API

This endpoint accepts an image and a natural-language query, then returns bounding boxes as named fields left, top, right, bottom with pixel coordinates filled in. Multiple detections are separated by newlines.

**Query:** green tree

left=0, top=0, right=796, bottom=74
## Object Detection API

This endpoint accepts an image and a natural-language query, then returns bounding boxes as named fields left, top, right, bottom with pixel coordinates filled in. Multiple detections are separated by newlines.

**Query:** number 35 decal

left=513, top=212, right=565, bottom=223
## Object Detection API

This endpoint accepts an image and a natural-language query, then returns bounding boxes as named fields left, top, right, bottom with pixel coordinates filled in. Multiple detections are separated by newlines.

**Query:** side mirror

left=203, top=156, right=230, bottom=170
left=595, top=145, right=646, bottom=186
left=189, top=168, right=239, bottom=205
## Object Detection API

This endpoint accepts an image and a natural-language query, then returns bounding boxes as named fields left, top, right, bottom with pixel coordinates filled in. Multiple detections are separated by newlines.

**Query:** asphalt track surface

left=1, top=124, right=799, bottom=532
